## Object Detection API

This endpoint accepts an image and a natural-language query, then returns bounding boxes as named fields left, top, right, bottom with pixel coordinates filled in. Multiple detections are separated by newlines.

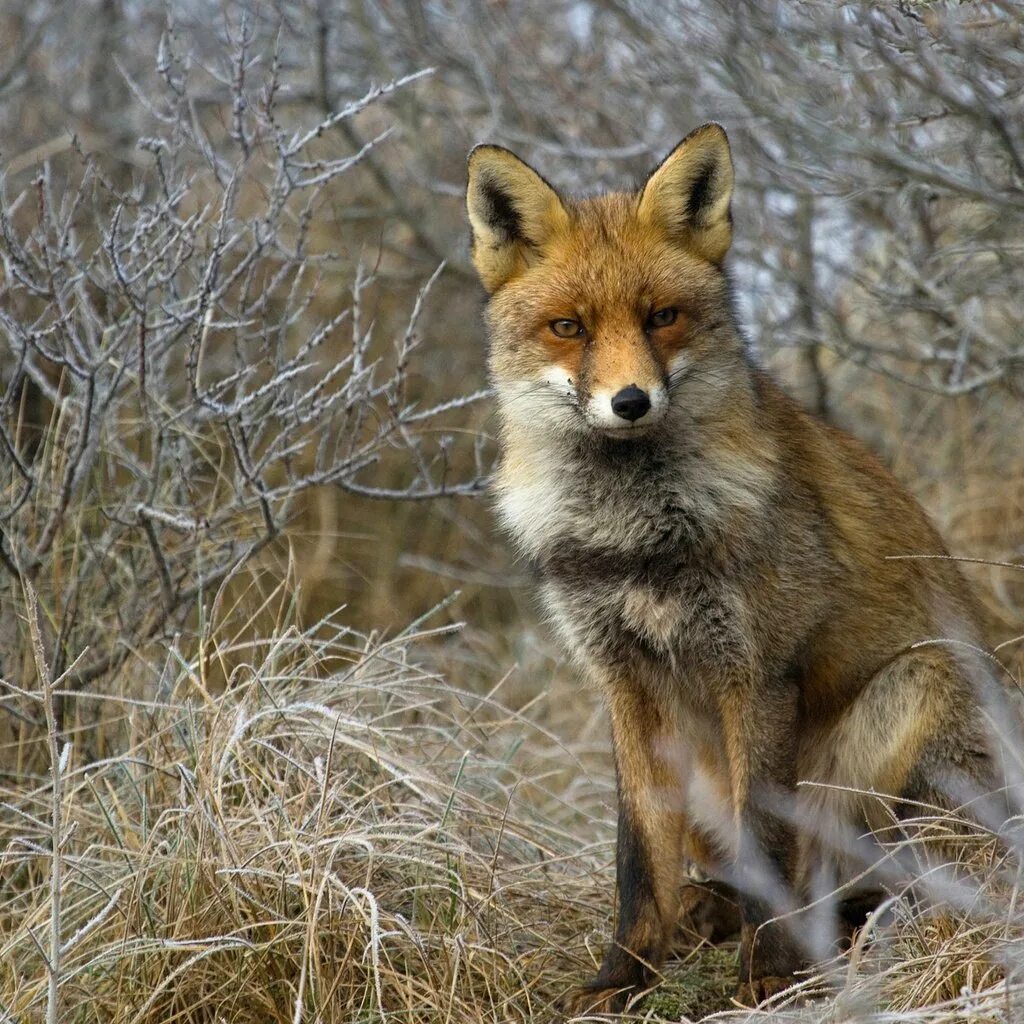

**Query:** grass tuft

left=3, top=609, right=1024, bottom=1022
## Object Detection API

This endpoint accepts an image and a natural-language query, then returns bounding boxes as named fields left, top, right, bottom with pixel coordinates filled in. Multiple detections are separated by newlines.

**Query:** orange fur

left=467, top=124, right=1003, bottom=1011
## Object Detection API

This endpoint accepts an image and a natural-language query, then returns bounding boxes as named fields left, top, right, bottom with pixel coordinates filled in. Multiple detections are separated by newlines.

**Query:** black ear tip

left=692, top=121, right=730, bottom=147
left=467, top=143, right=493, bottom=169
left=467, top=143, right=521, bottom=168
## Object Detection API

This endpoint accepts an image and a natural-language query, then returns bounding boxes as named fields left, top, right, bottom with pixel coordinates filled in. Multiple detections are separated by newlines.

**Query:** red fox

left=465, top=123, right=1004, bottom=1012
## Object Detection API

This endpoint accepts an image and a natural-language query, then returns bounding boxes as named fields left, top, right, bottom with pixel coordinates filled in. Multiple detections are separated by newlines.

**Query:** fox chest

left=539, top=555, right=752, bottom=681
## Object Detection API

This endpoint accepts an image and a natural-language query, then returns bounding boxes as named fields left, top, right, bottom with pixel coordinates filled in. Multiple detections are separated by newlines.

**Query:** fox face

left=467, top=124, right=739, bottom=441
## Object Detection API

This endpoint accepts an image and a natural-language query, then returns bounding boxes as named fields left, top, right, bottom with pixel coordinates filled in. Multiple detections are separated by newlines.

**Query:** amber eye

left=648, top=307, right=678, bottom=329
left=549, top=318, right=585, bottom=339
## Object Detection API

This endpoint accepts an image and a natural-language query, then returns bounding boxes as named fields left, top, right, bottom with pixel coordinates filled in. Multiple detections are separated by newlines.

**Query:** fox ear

left=638, top=123, right=734, bottom=264
left=466, top=145, right=568, bottom=292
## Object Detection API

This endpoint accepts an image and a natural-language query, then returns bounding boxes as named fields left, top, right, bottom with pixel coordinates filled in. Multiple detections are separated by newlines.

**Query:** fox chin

left=466, top=122, right=1007, bottom=1014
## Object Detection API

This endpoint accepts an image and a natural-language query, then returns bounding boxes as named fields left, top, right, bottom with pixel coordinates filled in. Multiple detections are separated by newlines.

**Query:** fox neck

left=495, top=356, right=779, bottom=562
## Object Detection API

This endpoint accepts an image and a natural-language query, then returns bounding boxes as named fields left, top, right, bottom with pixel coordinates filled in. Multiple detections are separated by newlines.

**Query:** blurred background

left=2, top=0, right=1022, bottom=700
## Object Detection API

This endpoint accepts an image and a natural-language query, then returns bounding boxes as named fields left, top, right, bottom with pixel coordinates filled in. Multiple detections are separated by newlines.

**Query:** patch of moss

left=644, top=945, right=738, bottom=1021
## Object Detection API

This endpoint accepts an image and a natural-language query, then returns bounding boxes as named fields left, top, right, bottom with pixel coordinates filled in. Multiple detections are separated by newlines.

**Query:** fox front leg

left=564, top=687, right=689, bottom=1016
left=719, top=681, right=805, bottom=1005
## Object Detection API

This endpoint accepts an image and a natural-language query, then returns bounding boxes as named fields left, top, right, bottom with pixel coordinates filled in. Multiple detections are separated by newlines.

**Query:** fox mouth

left=594, top=422, right=656, bottom=440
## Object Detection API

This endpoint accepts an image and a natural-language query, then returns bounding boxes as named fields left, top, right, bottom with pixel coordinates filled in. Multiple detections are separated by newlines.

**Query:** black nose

left=610, top=385, right=651, bottom=422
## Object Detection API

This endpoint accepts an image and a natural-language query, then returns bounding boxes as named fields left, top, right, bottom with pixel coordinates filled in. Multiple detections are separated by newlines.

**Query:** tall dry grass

left=3, top=569, right=1024, bottom=1023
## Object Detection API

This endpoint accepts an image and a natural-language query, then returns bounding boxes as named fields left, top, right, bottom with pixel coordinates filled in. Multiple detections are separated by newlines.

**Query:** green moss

left=644, top=946, right=738, bottom=1021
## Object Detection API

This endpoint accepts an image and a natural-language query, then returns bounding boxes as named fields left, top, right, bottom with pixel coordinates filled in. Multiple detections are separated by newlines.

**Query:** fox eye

left=550, top=318, right=585, bottom=339
left=647, top=307, right=678, bottom=329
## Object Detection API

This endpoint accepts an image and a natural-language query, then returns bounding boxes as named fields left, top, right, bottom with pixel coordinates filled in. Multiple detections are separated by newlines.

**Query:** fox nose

left=610, top=385, right=651, bottom=422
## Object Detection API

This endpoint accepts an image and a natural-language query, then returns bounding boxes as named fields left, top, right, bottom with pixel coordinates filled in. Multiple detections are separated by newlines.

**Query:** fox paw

left=562, top=982, right=634, bottom=1016
left=733, top=974, right=798, bottom=1006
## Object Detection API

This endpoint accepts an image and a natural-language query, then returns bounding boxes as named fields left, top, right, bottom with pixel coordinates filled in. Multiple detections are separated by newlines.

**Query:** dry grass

left=1, top=589, right=610, bottom=1023
left=3, top=560, right=1024, bottom=1024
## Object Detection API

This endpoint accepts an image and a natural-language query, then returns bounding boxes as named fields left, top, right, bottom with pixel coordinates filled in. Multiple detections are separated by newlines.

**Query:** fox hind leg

left=797, top=651, right=1009, bottom=949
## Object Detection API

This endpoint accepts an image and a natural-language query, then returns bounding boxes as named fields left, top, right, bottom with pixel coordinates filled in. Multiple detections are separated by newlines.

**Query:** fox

left=465, top=123, right=1007, bottom=1013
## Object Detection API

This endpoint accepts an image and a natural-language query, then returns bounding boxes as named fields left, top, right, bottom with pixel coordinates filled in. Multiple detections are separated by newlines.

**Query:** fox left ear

left=638, top=123, right=734, bottom=265
left=466, top=145, right=569, bottom=293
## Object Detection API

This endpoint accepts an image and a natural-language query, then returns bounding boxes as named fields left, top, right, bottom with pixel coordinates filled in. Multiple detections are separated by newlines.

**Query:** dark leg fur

left=563, top=689, right=690, bottom=1015
left=720, top=684, right=807, bottom=1004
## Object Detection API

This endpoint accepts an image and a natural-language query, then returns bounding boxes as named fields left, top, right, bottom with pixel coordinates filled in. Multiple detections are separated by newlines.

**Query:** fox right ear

left=466, top=145, right=568, bottom=292
left=638, top=123, right=734, bottom=264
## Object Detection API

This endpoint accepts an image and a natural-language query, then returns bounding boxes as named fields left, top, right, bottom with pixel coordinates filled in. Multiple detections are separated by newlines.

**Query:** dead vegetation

left=5, top=602, right=1024, bottom=1023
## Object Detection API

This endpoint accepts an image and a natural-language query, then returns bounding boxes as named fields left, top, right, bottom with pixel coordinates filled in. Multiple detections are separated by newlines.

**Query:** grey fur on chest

left=500, top=432, right=832, bottom=690
left=539, top=548, right=754, bottom=683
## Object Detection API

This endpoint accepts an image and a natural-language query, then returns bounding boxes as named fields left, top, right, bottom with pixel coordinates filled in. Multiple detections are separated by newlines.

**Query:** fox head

left=466, top=124, right=742, bottom=442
